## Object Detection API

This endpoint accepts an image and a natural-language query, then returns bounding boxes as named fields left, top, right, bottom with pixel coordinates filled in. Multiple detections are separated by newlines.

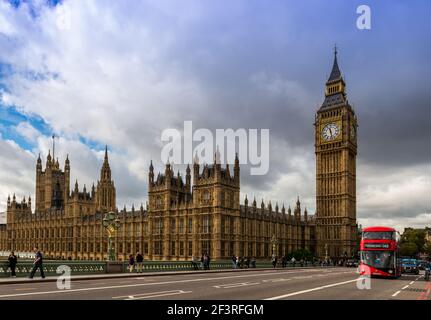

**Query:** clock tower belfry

left=315, top=48, right=358, bottom=259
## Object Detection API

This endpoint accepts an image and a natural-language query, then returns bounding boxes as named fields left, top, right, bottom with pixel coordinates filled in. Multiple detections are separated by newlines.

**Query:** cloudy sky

left=0, top=0, right=430, bottom=231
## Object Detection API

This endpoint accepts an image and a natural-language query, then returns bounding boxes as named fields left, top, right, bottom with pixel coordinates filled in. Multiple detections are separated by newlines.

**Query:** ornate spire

left=47, top=149, right=52, bottom=164
left=36, top=153, right=42, bottom=170
left=234, top=152, right=240, bottom=183
left=100, top=145, right=111, bottom=182
left=328, top=44, right=342, bottom=82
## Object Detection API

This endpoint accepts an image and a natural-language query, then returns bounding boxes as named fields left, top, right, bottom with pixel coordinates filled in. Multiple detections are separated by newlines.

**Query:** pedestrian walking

left=245, top=257, right=250, bottom=268
left=29, top=246, right=45, bottom=279
left=200, top=254, right=204, bottom=269
left=8, top=251, right=17, bottom=277
left=135, top=252, right=144, bottom=273
left=128, top=254, right=135, bottom=273
left=191, top=255, right=199, bottom=270
left=203, top=253, right=209, bottom=270
left=231, top=255, right=237, bottom=269
left=251, top=256, right=256, bottom=268
left=239, top=256, right=244, bottom=269
left=281, top=256, right=286, bottom=268
left=206, top=254, right=211, bottom=270
left=271, top=256, right=277, bottom=269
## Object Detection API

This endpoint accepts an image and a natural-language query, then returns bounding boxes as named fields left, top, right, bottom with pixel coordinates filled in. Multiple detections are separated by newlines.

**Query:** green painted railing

left=0, top=261, right=106, bottom=278
left=0, top=259, right=321, bottom=278
left=120, top=260, right=320, bottom=273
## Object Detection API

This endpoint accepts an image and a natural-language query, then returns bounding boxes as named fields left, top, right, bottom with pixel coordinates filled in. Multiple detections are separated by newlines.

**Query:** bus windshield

left=362, top=231, right=394, bottom=240
left=361, top=251, right=395, bottom=269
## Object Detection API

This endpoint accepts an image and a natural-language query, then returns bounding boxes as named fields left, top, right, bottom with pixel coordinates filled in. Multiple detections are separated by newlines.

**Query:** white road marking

left=214, top=282, right=260, bottom=289
left=262, top=278, right=292, bottom=283
left=0, top=269, right=336, bottom=298
left=392, top=290, right=401, bottom=297
left=113, top=290, right=192, bottom=300
left=409, top=281, right=414, bottom=285
left=402, top=285, right=409, bottom=290
left=264, top=279, right=358, bottom=300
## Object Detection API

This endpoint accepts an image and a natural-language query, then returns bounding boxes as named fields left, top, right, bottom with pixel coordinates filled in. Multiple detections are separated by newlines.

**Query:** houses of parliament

left=0, top=51, right=358, bottom=261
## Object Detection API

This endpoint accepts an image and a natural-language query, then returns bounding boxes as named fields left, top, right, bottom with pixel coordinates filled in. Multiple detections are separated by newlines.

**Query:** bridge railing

left=0, top=259, right=323, bottom=278
left=0, top=260, right=106, bottom=278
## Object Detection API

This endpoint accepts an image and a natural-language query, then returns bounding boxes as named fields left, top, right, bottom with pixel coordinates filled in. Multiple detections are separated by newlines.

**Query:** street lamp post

left=271, top=235, right=279, bottom=260
left=102, top=211, right=120, bottom=261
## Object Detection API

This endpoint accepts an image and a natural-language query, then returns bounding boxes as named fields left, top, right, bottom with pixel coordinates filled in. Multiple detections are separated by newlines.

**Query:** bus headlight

left=389, top=270, right=393, bottom=274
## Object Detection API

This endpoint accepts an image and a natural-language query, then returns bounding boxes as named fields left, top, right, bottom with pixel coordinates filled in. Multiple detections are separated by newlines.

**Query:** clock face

left=322, top=123, right=340, bottom=141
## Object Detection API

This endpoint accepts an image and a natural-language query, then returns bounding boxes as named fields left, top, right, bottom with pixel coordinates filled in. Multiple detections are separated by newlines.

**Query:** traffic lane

left=0, top=268, right=337, bottom=300
left=274, top=273, right=423, bottom=300
left=0, top=268, right=356, bottom=300
left=394, top=272, right=430, bottom=300
left=147, top=269, right=358, bottom=300
left=0, top=268, right=328, bottom=295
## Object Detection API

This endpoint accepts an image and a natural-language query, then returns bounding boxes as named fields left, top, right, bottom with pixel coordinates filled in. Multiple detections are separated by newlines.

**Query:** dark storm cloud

left=1, top=0, right=430, bottom=226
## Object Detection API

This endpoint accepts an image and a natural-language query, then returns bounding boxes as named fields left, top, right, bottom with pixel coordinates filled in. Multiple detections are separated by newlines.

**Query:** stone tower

left=315, top=48, right=358, bottom=259
left=35, top=151, right=69, bottom=212
left=96, top=146, right=116, bottom=212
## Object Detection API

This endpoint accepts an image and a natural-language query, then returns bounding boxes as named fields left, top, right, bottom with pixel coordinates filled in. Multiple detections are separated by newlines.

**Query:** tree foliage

left=399, top=228, right=429, bottom=257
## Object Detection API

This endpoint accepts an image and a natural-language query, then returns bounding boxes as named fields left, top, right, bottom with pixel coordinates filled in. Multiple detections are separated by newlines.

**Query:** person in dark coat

left=231, top=255, right=237, bottom=269
left=8, top=251, right=17, bottom=277
left=135, top=252, right=144, bottom=273
left=271, top=256, right=277, bottom=269
left=251, top=256, right=256, bottom=268
left=29, top=246, right=45, bottom=279
left=206, top=254, right=211, bottom=270
left=128, top=254, right=135, bottom=273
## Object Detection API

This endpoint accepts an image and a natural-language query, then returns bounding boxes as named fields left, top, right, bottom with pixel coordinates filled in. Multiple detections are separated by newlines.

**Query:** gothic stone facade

left=145, top=156, right=315, bottom=260
left=0, top=52, right=357, bottom=261
left=0, top=152, right=316, bottom=261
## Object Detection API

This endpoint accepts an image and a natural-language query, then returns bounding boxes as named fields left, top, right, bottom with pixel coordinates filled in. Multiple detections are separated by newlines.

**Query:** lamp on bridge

left=102, top=211, right=120, bottom=262
left=271, top=235, right=279, bottom=259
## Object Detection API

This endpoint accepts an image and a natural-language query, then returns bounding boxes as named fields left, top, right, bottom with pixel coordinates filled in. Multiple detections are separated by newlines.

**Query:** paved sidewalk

left=0, top=266, right=329, bottom=285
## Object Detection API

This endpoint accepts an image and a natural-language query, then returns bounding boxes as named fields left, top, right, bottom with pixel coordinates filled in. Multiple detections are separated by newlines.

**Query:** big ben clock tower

left=315, top=48, right=358, bottom=259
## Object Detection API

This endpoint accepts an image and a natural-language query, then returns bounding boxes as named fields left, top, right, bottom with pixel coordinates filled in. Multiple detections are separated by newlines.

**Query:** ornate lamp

left=102, top=211, right=120, bottom=261
left=271, top=234, right=279, bottom=259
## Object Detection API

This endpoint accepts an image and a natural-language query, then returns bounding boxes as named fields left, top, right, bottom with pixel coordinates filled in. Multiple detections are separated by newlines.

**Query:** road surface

left=0, top=267, right=429, bottom=300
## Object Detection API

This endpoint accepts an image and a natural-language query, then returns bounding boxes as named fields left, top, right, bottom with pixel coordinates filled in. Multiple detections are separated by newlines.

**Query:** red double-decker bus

left=359, top=226, right=401, bottom=278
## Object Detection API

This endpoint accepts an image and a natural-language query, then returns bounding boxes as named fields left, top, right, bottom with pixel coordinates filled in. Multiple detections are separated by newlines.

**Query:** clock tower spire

left=315, top=48, right=358, bottom=260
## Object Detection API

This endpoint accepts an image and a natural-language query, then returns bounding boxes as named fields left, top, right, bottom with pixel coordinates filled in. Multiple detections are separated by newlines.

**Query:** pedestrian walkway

left=0, top=265, right=329, bottom=285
